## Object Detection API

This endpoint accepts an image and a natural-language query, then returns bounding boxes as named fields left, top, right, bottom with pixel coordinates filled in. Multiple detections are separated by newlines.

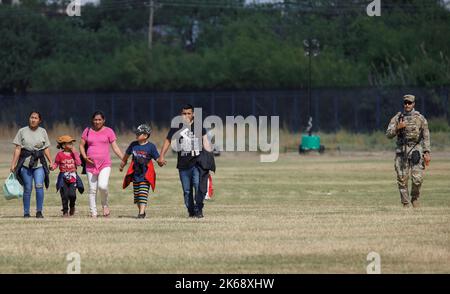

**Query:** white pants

left=87, top=167, right=111, bottom=215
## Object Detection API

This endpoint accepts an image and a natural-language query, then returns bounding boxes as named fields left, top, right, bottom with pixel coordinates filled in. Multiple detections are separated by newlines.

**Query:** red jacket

left=123, top=160, right=156, bottom=191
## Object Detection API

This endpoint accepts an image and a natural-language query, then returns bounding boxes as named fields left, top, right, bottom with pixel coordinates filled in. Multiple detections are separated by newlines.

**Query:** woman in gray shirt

left=10, top=111, right=53, bottom=218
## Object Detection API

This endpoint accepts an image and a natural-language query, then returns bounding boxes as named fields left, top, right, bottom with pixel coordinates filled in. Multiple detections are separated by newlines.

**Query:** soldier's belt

left=403, top=141, right=420, bottom=147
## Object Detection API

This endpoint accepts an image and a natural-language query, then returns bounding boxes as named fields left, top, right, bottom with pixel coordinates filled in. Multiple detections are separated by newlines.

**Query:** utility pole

left=148, top=0, right=155, bottom=49
left=303, top=38, right=320, bottom=135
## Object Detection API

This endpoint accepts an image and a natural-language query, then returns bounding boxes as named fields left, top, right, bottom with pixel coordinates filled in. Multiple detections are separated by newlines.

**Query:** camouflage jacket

left=386, top=110, right=431, bottom=154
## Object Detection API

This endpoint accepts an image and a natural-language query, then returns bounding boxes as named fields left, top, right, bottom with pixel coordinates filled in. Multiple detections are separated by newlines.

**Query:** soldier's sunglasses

left=404, top=101, right=413, bottom=105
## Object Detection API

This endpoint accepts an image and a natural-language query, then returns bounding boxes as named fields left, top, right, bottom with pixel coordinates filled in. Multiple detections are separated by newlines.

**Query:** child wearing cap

left=50, top=135, right=84, bottom=217
left=120, top=124, right=161, bottom=219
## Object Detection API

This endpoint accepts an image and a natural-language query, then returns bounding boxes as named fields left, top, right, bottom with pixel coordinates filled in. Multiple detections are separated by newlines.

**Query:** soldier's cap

left=403, top=94, right=415, bottom=103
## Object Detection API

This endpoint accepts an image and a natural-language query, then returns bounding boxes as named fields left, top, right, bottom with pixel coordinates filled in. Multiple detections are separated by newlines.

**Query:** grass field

left=0, top=148, right=449, bottom=273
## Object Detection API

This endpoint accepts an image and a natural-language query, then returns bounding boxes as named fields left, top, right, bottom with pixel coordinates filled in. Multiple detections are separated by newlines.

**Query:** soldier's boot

left=397, top=173, right=410, bottom=207
left=410, top=165, right=422, bottom=208
left=411, top=183, right=421, bottom=208
left=399, top=188, right=410, bottom=207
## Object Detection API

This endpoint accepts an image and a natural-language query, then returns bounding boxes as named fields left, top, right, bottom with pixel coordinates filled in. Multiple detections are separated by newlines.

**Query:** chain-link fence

left=1, top=87, right=448, bottom=132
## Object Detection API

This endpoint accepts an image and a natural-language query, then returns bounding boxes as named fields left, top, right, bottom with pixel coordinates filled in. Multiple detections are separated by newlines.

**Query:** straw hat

left=56, top=135, right=76, bottom=149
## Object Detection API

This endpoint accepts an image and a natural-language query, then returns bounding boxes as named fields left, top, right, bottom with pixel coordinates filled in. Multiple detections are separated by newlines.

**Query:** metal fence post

left=314, top=92, right=319, bottom=131
left=421, top=93, right=425, bottom=116
left=91, top=94, right=96, bottom=115
left=14, top=95, right=20, bottom=126
left=52, top=96, right=59, bottom=127
left=190, top=93, right=195, bottom=107
left=150, top=94, right=155, bottom=124
left=447, top=87, right=450, bottom=123
left=334, top=95, right=339, bottom=131
left=211, top=92, right=215, bottom=115
left=376, top=95, right=381, bottom=130
left=444, top=87, right=449, bottom=122
left=272, top=95, right=277, bottom=116
left=293, top=94, right=299, bottom=132
left=231, top=92, right=236, bottom=114
left=170, top=93, right=174, bottom=119
left=130, top=96, right=135, bottom=128
left=111, top=96, right=116, bottom=130
left=252, top=91, right=256, bottom=116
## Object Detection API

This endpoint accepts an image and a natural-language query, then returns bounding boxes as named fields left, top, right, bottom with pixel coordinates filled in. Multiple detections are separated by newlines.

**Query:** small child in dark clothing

left=120, top=124, right=160, bottom=219
left=50, top=135, right=83, bottom=217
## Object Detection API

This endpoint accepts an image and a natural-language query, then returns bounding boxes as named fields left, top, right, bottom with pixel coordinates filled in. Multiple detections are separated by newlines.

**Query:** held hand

left=157, top=157, right=166, bottom=167
left=84, top=157, right=94, bottom=165
left=10, top=166, right=15, bottom=173
left=119, top=161, right=126, bottom=172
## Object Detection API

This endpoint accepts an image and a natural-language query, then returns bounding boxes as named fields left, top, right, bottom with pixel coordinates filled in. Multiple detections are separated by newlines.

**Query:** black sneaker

left=137, top=212, right=146, bottom=219
left=36, top=211, right=44, bottom=218
left=24, top=214, right=30, bottom=218
left=188, top=213, right=196, bottom=218
left=195, top=212, right=204, bottom=219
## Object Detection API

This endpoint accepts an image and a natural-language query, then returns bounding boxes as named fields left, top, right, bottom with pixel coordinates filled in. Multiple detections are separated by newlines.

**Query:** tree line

left=0, top=0, right=449, bottom=94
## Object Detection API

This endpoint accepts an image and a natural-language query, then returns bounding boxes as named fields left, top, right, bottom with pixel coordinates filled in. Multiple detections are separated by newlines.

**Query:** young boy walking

left=121, top=124, right=161, bottom=218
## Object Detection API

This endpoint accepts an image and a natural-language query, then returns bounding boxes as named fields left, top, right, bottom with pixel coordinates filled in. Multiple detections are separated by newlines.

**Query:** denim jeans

left=178, top=165, right=203, bottom=215
left=20, top=166, right=45, bottom=215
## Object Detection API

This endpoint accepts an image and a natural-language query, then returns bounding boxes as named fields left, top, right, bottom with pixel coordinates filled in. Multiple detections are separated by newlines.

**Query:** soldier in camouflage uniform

left=386, top=95, right=431, bottom=208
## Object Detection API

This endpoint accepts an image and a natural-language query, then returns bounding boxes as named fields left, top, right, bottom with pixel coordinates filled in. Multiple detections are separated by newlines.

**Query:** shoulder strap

left=85, top=127, right=90, bottom=144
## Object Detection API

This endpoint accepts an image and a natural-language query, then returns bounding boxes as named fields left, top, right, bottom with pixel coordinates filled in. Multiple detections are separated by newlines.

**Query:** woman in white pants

left=79, top=111, right=124, bottom=217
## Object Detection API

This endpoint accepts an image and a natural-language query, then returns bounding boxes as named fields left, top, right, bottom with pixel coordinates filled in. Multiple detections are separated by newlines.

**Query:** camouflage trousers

left=394, top=152, right=425, bottom=205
